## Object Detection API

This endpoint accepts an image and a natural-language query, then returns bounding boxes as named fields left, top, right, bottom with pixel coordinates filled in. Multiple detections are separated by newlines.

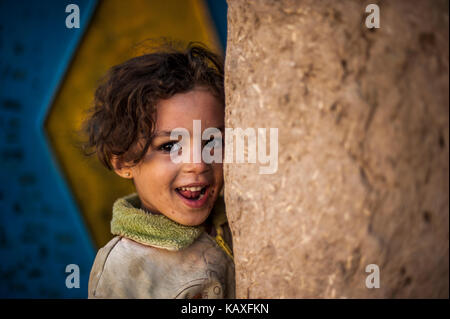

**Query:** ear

left=111, top=155, right=133, bottom=179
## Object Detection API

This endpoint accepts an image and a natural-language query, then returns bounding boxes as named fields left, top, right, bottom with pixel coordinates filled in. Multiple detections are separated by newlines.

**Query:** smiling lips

left=175, top=184, right=210, bottom=208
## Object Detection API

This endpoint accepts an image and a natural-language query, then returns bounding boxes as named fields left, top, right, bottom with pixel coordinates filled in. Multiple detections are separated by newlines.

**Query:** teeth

left=178, top=186, right=205, bottom=192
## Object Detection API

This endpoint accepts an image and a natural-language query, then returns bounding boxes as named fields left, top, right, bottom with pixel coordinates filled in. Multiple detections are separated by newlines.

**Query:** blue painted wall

left=0, top=0, right=97, bottom=298
left=205, top=0, right=228, bottom=51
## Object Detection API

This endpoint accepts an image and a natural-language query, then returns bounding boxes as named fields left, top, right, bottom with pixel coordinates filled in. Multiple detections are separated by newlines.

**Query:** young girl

left=83, top=43, right=234, bottom=299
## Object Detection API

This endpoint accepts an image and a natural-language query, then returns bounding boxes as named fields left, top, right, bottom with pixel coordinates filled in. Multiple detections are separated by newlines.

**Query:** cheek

left=213, top=163, right=224, bottom=186
left=134, top=156, right=180, bottom=191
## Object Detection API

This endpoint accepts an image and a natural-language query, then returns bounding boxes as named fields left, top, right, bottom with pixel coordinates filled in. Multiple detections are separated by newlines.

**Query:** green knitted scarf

left=110, top=193, right=223, bottom=251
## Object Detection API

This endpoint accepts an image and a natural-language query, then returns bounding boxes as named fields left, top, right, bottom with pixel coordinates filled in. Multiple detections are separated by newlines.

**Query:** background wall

left=2, top=0, right=448, bottom=300
left=225, top=0, right=449, bottom=298
left=0, top=0, right=226, bottom=298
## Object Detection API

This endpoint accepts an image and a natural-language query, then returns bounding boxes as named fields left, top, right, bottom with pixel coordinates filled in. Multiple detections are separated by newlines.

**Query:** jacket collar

left=110, top=193, right=226, bottom=251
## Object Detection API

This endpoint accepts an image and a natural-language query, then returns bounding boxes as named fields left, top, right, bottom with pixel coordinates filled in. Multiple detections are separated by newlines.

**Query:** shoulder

left=88, top=236, right=122, bottom=298
left=89, top=236, right=166, bottom=298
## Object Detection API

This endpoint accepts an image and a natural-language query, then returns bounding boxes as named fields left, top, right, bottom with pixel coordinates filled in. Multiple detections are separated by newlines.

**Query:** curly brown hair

left=82, top=42, right=224, bottom=170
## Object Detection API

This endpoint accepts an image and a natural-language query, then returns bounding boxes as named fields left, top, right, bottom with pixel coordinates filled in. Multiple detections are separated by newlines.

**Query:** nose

left=179, top=139, right=210, bottom=174
left=182, top=160, right=210, bottom=174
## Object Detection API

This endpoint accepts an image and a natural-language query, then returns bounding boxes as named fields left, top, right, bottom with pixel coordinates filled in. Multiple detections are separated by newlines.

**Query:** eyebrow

left=153, top=125, right=225, bottom=137
left=153, top=130, right=185, bottom=137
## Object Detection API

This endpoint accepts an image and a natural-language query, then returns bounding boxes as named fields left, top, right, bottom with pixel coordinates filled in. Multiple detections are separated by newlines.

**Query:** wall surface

left=225, top=0, right=449, bottom=298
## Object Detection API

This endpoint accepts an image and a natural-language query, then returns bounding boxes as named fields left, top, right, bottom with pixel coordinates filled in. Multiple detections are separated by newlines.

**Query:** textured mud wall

left=224, top=0, right=449, bottom=298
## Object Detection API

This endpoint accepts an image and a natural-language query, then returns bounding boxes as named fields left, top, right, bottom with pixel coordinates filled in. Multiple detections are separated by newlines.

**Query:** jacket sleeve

left=88, top=236, right=121, bottom=298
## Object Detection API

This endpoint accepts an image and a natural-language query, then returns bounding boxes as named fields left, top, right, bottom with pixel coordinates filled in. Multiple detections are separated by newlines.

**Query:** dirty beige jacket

left=88, top=193, right=235, bottom=299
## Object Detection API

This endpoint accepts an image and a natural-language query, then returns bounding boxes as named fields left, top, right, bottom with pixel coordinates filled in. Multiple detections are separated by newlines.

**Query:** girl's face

left=116, top=87, right=224, bottom=226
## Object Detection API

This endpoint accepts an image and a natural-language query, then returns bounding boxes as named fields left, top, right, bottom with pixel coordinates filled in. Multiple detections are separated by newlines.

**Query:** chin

left=181, top=212, right=209, bottom=226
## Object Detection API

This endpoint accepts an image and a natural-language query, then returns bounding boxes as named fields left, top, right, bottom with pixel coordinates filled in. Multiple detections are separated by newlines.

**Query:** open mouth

left=175, top=184, right=210, bottom=208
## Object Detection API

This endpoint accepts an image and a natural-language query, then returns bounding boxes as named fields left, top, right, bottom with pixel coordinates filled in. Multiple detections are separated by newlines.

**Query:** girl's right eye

left=158, top=141, right=181, bottom=153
